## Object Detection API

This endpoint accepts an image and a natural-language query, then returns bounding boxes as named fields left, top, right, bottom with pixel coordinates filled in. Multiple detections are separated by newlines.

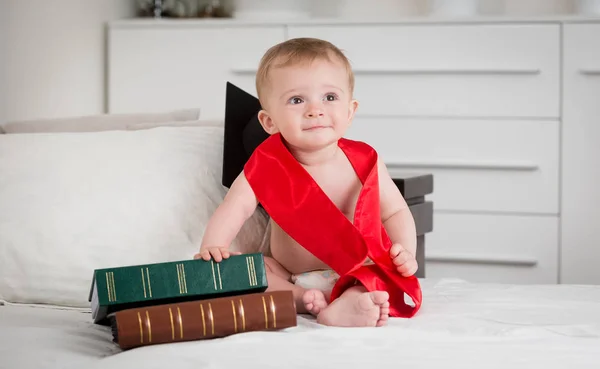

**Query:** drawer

left=564, top=23, right=600, bottom=79
left=108, top=25, right=286, bottom=117
left=287, top=24, right=560, bottom=118
left=424, top=212, right=559, bottom=284
left=346, top=117, right=559, bottom=214
left=561, top=23, right=600, bottom=285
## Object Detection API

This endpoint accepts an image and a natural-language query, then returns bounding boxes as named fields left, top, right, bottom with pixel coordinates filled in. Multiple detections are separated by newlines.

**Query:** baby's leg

left=263, top=256, right=328, bottom=316
left=316, top=285, right=390, bottom=327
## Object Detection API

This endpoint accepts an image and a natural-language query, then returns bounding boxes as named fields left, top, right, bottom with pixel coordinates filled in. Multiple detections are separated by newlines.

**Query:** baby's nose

left=305, top=105, right=324, bottom=118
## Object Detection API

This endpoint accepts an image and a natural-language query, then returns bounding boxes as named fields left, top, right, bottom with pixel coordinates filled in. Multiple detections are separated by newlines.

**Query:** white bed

left=2, top=278, right=599, bottom=369
left=1, top=113, right=599, bottom=369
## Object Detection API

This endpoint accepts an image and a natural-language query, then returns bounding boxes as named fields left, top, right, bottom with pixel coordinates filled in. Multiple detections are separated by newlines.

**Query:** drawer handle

left=386, top=159, right=539, bottom=171
left=579, top=68, right=600, bottom=75
left=426, top=253, right=538, bottom=267
left=231, top=67, right=258, bottom=74
left=231, top=67, right=541, bottom=75
left=352, top=68, right=541, bottom=75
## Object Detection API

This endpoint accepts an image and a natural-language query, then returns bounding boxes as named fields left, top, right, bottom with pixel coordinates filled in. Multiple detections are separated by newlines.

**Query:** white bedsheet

left=2, top=278, right=599, bottom=369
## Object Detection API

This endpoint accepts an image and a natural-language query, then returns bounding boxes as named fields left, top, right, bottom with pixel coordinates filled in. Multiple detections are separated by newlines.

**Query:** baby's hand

left=389, top=243, right=418, bottom=277
left=193, top=247, right=241, bottom=262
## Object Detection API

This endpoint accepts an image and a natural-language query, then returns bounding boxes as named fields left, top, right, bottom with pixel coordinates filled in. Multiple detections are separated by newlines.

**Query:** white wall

left=1, top=5, right=7, bottom=125
left=1, top=0, right=578, bottom=123
left=3, top=0, right=135, bottom=122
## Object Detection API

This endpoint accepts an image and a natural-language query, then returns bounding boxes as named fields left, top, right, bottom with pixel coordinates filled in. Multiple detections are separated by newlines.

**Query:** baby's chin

left=298, top=134, right=342, bottom=150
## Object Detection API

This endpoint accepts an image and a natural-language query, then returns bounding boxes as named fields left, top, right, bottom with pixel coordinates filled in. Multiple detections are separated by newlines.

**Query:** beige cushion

left=0, top=108, right=200, bottom=134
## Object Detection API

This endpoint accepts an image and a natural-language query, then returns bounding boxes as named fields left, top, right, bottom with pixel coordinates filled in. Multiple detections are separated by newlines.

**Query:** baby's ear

left=258, top=110, right=278, bottom=134
left=347, top=99, right=359, bottom=122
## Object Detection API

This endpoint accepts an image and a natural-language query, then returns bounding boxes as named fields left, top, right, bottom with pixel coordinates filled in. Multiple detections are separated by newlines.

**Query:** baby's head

left=255, top=38, right=358, bottom=151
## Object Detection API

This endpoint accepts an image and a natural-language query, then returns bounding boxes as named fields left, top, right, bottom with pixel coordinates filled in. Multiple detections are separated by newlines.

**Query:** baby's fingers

left=396, top=259, right=418, bottom=277
left=389, top=243, right=403, bottom=258
left=195, top=248, right=241, bottom=262
left=400, top=261, right=419, bottom=277
left=219, top=248, right=240, bottom=260
left=209, top=248, right=225, bottom=262
left=392, top=251, right=410, bottom=266
left=196, top=249, right=213, bottom=261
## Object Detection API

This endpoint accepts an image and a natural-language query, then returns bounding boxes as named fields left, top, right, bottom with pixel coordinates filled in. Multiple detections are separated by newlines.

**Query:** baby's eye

left=289, top=97, right=303, bottom=105
left=324, top=94, right=338, bottom=102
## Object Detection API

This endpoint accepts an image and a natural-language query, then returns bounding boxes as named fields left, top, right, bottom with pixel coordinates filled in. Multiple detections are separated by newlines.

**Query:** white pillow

left=1, top=108, right=200, bottom=134
left=0, top=126, right=268, bottom=308
left=126, top=119, right=223, bottom=131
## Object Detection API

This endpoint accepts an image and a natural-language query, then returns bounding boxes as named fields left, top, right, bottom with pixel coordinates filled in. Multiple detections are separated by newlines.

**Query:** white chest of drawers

left=107, top=16, right=600, bottom=285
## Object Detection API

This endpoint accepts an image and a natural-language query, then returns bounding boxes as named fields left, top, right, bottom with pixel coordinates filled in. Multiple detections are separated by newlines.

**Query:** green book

left=88, top=253, right=267, bottom=325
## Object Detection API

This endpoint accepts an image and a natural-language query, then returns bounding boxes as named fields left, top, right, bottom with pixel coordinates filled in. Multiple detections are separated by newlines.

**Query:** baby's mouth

left=304, top=125, right=329, bottom=131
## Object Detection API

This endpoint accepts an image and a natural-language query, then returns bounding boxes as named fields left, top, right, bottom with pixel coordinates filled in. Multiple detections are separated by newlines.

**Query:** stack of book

left=88, top=253, right=297, bottom=350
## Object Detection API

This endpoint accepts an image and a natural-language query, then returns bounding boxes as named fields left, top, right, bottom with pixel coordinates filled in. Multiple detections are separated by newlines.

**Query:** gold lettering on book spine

left=239, top=299, right=246, bottom=331
left=105, top=272, right=116, bottom=302
left=211, top=261, right=217, bottom=290
left=231, top=300, right=238, bottom=333
left=261, top=296, right=268, bottom=329
left=216, top=263, right=222, bottom=290
left=177, top=307, right=183, bottom=339
left=105, top=273, right=112, bottom=302
left=145, top=310, right=152, bottom=343
left=177, top=264, right=188, bottom=294
left=251, top=257, right=257, bottom=286
left=246, top=256, right=258, bottom=287
left=181, top=264, right=187, bottom=293
left=200, top=304, right=206, bottom=337
left=110, top=272, right=116, bottom=302
left=146, top=310, right=152, bottom=342
left=246, top=257, right=252, bottom=286
left=176, top=265, right=181, bottom=294
left=141, top=268, right=147, bottom=298
left=137, top=312, right=144, bottom=343
left=169, top=308, right=175, bottom=341
left=146, top=268, right=152, bottom=297
left=208, top=302, right=215, bottom=335
left=269, top=295, right=277, bottom=328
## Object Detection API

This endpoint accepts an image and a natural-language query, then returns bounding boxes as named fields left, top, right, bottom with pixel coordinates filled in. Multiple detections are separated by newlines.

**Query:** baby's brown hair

left=255, top=37, right=354, bottom=105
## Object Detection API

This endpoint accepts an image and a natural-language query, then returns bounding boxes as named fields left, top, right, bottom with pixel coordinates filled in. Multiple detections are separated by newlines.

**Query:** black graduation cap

left=222, top=82, right=270, bottom=189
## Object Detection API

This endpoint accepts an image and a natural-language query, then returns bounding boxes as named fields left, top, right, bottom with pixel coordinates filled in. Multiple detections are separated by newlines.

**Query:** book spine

left=95, top=253, right=267, bottom=306
left=111, top=291, right=297, bottom=350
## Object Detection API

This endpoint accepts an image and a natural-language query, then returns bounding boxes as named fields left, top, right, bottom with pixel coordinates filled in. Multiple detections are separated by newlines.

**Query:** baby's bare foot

left=316, top=287, right=389, bottom=327
left=377, top=299, right=390, bottom=327
left=302, top=289, right=328, bottom=316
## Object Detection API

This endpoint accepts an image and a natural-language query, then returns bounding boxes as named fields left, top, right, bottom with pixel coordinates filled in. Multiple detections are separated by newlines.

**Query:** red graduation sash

left=244, top=133, right=422, bottom=318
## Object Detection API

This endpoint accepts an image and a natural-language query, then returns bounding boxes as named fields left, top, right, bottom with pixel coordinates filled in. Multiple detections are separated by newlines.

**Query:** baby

left=194, top=38, right=419, bottom=328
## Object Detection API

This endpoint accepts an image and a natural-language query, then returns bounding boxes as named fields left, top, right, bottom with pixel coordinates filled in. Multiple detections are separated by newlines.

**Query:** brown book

left=110, top=291, right=297, bottom=349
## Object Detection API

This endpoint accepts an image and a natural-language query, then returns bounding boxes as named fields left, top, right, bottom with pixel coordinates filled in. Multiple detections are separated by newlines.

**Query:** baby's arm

left=377, top=156, right=418, bottom=276
left=194, top=172, right=258, bottom=261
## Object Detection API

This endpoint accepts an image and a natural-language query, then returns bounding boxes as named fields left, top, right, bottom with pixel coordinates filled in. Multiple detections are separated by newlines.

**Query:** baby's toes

left=380, top=306, right=390, bottom=316
left=377, top=303, right=390, bottom=327
left=303, top=289, right=328, bottom=315
left=302, top=290, right=315, bottom=305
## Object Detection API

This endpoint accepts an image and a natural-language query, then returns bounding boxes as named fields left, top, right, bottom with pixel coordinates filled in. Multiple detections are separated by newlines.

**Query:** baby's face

left=258, top=57, right=357, bottom=152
